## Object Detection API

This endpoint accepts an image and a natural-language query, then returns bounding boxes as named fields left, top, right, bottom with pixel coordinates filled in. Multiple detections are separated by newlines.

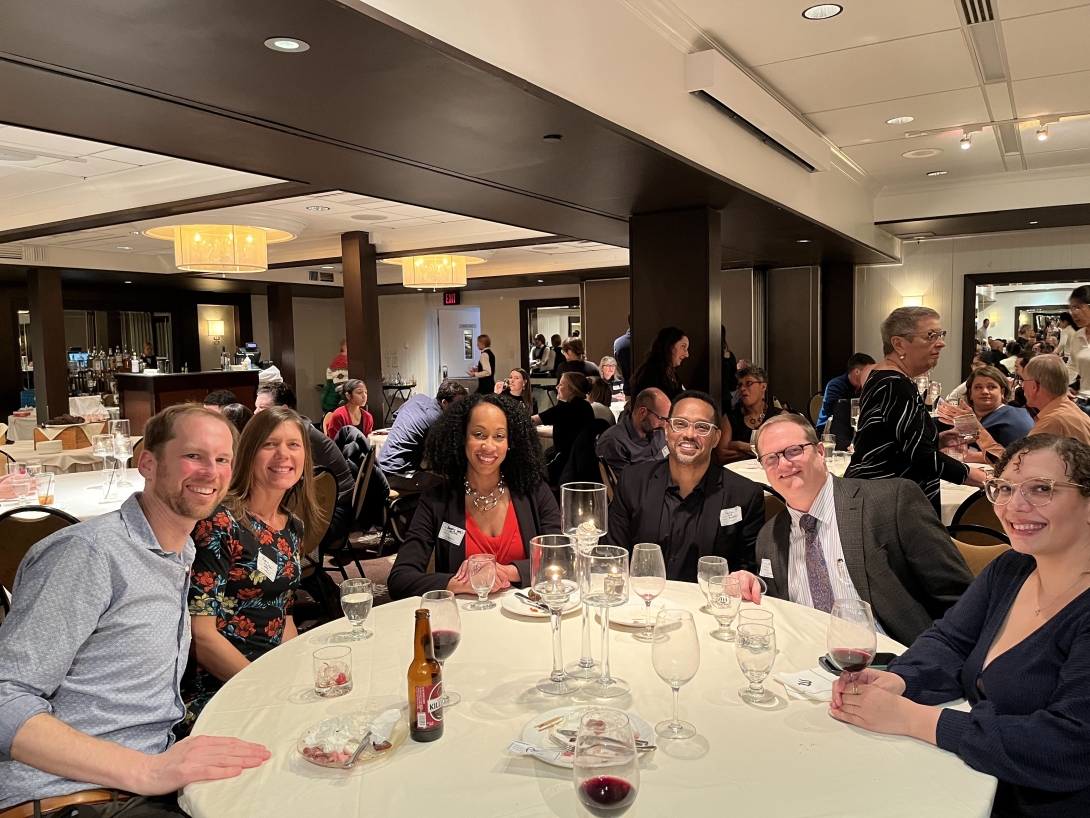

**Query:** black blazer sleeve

left=388, top=487, right=456, bottom=599
left=606, top=468, right=637, bottom=552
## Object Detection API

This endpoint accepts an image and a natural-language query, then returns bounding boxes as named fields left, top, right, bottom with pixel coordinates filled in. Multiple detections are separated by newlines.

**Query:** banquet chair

left=0, top=505, right=81, bottom=614
left=951, top=491, right=1005, bottom=545
left=597, top=457, right=617, bottom=502
left=0, top=448, right=14, bottom=463
left=291, top=470, right=340, bottom=622
left=327, top=448, right=377, bottom=579
left=807, top=393, right=823, bottom=426
left=763, top=488, right=786, bottom=521
left=129, top=436, right=145, bottom=463
left=947, top=525, right=1011, bottom=577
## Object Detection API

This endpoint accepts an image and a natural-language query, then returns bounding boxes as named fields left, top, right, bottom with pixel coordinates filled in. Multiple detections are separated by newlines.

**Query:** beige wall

left=196, top=304, right=236, bottom=372
left=582, top=278, right=629, bottom=367
left=719, top=268, right=755, bottom=364
left=856, top=226, right=1090, bottom=392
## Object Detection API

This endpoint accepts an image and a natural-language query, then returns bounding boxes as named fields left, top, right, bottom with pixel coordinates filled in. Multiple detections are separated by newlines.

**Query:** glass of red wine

left=826, top=599, right=878, bottom=682
left=573, top=708, right=639, bottom=817
left=421, top=590, right=462, bottom=707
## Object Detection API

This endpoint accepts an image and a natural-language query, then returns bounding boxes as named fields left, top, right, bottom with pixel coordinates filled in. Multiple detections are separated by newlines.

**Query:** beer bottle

left=408, top=608, right=444, bottom=742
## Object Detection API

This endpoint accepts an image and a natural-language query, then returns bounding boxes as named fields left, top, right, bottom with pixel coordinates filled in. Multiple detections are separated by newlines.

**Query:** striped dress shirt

left=786, top=475, right=861, bottom=609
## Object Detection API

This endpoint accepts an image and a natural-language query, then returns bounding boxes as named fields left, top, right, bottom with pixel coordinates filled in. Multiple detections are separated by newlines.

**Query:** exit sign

left=443, top=291, right=461, bottom=305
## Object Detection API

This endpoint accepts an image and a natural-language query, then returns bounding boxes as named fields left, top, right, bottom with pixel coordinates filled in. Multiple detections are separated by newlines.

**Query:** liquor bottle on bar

left=408, top=608, right=444, bottom=742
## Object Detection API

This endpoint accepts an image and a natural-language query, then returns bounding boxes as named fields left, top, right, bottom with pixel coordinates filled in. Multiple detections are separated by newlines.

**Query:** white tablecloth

left=7, top=398, right=106, bottom=441
left=2, top=445, right=104, bottom=474
left=180, top=583, right=994, bottom=818
left=6, top=416, right=36, bottom=442
left=49, top=470, right=143, bottom=520
left=725, top=461, right=977, bottom=526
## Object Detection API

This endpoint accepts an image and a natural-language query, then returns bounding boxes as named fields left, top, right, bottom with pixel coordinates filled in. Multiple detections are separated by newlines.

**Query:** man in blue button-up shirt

left=815, top=353, right=876, bottom=430
left=0, top=404, right=270, bottom=814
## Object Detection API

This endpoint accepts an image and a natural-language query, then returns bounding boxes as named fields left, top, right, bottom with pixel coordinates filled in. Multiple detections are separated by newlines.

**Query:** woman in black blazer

left=388, top=393, right=561, bottom=599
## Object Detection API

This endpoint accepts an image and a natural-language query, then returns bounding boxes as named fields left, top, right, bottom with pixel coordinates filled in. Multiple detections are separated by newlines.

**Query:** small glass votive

left=313, top=646, right=353, bottom=698
left=35, top=473, right=55, bottom=506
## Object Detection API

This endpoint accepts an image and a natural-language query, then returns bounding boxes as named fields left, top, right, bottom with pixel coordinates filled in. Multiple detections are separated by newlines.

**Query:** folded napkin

left=369, top=709, right=401, bottom=744
left=777, top=667, right=839, bottom=702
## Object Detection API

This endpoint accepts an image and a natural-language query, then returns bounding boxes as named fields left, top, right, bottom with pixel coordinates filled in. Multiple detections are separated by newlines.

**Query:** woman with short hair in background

left=555, top=336, right=600, bottom=380
left=469, top=333, right=497, bottom=394
left=599, top=356, right=626, bottom=401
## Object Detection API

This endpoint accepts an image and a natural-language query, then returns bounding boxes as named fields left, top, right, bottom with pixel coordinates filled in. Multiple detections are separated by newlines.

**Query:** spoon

left=342, top=728, right=373, bottom=768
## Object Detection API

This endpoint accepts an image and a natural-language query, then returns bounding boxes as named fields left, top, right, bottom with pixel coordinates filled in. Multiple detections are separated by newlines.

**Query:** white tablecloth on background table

left=48, top=470, right=143, bottom=520
left=368, top=431, right=388, bottom=459
left=725, top=460, right=977, bottom=526
left=180, top=583, right=995, bottom=818
left=6, top=416, right=36, bottom=442
left=68, top=395, right=106, bottom=416
left=2, top=445, right=103, bottom=474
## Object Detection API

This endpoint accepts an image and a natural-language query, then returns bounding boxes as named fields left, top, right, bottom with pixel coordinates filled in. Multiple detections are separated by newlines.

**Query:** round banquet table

left=725, top=460, right=978, bottom=527
left=48, top=469, right=144, bottom=520
left=180, top=582, right=995, bottom=818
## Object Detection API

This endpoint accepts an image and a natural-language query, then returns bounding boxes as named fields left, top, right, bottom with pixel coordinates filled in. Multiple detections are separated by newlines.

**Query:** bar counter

left=116, top=370, right=259, bottom=433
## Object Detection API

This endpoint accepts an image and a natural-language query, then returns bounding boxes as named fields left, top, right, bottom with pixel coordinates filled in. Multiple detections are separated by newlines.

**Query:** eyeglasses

left=666, top=417, right=716, bottom=436
left=646, top=410, right=668, bottom=424
left=904, top=330, right=948, bottom=344
left=984, top=477, right=1085, bottom=506
left=737, top=380, right=764, bottom=389
left=757, top=443, right=817, bottom=470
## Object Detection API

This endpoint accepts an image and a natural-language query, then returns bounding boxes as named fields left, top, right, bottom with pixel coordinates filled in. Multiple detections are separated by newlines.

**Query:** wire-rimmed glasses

left=580, top=545, right=630, bottom=699
left=561, top=482, right=607, bottom=680
left=984, top=477, right=1085, bottom=506
left=531, top=535, right=581, bottom=695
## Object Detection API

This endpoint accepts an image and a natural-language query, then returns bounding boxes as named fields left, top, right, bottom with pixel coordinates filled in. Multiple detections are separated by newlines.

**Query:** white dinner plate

left=500, top=590, right=581, bottom=619
left=600, top=599, right=686, bottom=628
left=518, top=706, right=654, bottom=769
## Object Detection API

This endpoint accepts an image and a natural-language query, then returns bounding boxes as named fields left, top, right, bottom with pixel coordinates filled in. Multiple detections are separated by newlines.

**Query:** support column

left=266, top=284, right=296, bottom=388
left=820, top=263, right=855, bottom=387
left=341, top=231, right=384, bottom=416
left=629, top=208, right=721, bottom=401
left=27, top=268, right=69, bottom=425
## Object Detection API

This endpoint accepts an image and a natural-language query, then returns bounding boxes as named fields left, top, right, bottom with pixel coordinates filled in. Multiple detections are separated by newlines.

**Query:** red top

left=325, top=404, right=374, bottom=440
left=464, top=503, right=525, bottom=565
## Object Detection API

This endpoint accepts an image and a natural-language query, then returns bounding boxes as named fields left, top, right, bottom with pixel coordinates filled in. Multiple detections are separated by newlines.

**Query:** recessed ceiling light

left=124, top=280, right=132, bottom=284
left=543, top=134, right=563, bottom=142
left=264, top=37, right=310, bottom=53
left=0, top=148, right=37, bottom=162
left=306, top=205, right=330, bottom=211
left=960, top=134, right=972, bottom=150
left=351, top=214, right=388, bottom=222
left=802, top=4, right=843, bottom=20
left=1029, top=221, right=1038, bottom=225
left=903, top=148, right=943, bottom=159
left=116, top=246, right=133, bottom=250
left=926, top=170, right=948, bottom=177
left=130, top=230, right=140, bottom=235
left=797, top=239, right=811, bottom=243
left=886, top=116, right=914, bottom=125
left=321, top=265, right=335, bottom=269
left=538, top=279, right=544, bottom=283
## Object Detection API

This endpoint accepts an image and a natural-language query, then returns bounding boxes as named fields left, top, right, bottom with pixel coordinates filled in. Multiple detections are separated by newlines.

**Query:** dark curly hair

left=422, top=392, right=547, bottom=495
left=995, top=434, right=1090, bottom=498
left=632, top=326, right=687, bottom=393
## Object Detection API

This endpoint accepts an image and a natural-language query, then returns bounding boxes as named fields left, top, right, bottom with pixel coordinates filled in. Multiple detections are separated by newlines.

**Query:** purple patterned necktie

left=800, top=513, right=834, bottom=613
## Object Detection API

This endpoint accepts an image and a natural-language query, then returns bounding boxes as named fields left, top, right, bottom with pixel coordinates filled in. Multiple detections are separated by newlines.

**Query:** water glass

left=113, top=435, right=134, bottom=487
left=421, top=589, right=462, bottom=707
left=821, top=433, right=835, bottom=459
left=573, top=709, right=639, bottom=817
left=830, top=450, right=850, bottom=477
left=849, top=398, right=860, bottom=431
left=108, top=418, right=131, bottom=438
left=738, top=607, right=774, bottom=630
left=466, top=553, right=497, bottom=610
left=313, top=646, right=353, bottom=697
left=25, top=459, right=42, bottom=477
left=580, top=544, right=630, bottom=699
left=696, top=556, right=727, bottom=615
left=953, top=413, right=981, bottom=443
left=339, top=577, right=374, bottom=641
left=11, top=472, right=32, bottom=505
left=6, top=462, right=26, bottom=476
left=561, top=482, right=607, bottom=681
left=101, top=462, right=119, bottom=501
left=736, top=623, right=777, bottom=706
left=531, top=534, right=580, bottom=695
left=707, top=575, right=742, bottom=641
left=928, top=381, right=942, bottom=410
left=629, top=543, right=666, bottom=643
left=913, top=375, right=929, bottom=396
left=35, top=472, right=55, bottom=506
left=91, top=434, right=114, bottom=477
left=826, top=599, right=878, bottom=679
left=652, top=610, right=699, bottom=740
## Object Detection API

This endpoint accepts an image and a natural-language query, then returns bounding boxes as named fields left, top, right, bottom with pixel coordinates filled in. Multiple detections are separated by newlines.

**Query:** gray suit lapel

left=832, top=478, right=871, bottom=605
left=767, top=513, right=792, bottom=597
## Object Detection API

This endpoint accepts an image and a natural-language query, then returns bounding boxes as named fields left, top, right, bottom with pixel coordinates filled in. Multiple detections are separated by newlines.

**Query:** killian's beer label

left=414, top=681, right=444, bottom=729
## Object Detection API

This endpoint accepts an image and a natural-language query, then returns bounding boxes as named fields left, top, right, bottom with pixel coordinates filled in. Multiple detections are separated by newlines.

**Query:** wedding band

left=853, top=684, right=859, bottom=694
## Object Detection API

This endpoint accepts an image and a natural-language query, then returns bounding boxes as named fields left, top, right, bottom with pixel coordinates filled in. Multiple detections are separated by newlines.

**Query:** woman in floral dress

left=180, top=405, right=321, bottom=732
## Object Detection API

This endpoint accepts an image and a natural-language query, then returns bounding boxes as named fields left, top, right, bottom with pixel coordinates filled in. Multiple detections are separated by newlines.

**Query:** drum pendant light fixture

left=388, top=254, right=485, bottom=289
left=144, top=224, right=295, bottom=273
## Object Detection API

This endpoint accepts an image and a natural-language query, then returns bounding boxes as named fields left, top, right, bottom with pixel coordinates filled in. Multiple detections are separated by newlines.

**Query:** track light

left=1037, top=126, right=1049, bottom=142
left=960, top=135, right=971, bottom=150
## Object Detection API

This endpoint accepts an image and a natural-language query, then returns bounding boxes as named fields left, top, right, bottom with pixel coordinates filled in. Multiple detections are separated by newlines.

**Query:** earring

left=899, top=354, right=905, bottom=360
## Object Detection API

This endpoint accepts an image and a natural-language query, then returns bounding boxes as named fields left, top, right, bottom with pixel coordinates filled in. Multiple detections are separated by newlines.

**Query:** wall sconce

left=902, top=296, right=923, bottom=307
left=989, top=312, right=999, bottom=324
left=207, top=319, right=225, bottom=344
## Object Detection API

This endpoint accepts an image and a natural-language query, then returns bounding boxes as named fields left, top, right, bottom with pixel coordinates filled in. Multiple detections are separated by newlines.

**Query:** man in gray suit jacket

left=734, top=414, right=973, bottom=645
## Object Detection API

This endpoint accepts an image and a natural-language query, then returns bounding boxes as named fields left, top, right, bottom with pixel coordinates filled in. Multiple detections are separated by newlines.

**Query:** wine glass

left=696, top=556, right=727, bottom=615
left=913, top=375, right=929, bottom=396
left=580, top=544, right=630, bottom=699
left=422, top=589, right=462, bottom=707
left=108, top=418, right=131, bottom=438
left=561, top=482, right=607, bottom=680
left=821, top=433, right=835, bottom=459
left=629, top=543, right=666, bottom=643
left=113, top=435, right=134, bottom=487
left=91, top=434, right=114, bottom=482
left=652, top=610, right=700, bottom=740
left=736, top=623, right=777, bottom=706
left=826, top=599, right=878, bottom=682
left=849, top=398, right=860, bottom=432
left=707, top=575, right=742, bottom=641
left=573, top=709, right=639, bottom=817
left=466, top=553, right=497, bottom=610
left=749, top=429, right=759, bottom=458
left=531, top=534, right=581, bottom=695
left=928, top=381, right=942, bottom=412
left=339, top=577, right=373, bottom=641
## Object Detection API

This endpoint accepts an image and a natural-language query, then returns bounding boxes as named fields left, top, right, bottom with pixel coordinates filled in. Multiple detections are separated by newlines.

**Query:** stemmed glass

left=630, top=543, right=666, bottom=643
left=826, top=599, right=878, bottom=681
left=338, top=577, right=374, bottom=641
left=580, top=544, right=630, bottom=699
left=91, top=434, right=114, bottom=476
left=736, top=623, right=778, bottom=706
left=850, top=398, right=860, bottom=432
left=465, top=553, right=497, bottom=610
left=651, top=610, right=700, bottom=740
left=422, top=589, right=462, bottom=707
left=109, top=419, right=133, bottom=487
left=561, top=482, right=607, bottom=680
left=928, top=381, right=942, bottom=415
left=531, top=535, right=581, bottom=695
left=573, top=709, right=639, bottom=817
left=707, top=575, right=742, bottom=641
left=696, top=556, right=727, bottom=615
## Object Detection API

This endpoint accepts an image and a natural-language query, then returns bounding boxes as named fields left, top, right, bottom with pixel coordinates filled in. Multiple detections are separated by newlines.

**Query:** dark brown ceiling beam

left=0, top=181, right=322, bottom=244
left=267, top=234, right=577, bottom=269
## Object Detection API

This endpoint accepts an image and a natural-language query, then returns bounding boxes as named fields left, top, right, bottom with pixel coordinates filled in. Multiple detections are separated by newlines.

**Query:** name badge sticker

left=661, top=445, right=670, bottom=458
left=759, top=558, right=774, bottom=579
left=439, top=522, right=466, bottom=545
left=720, top=506, right=742, bottom=526
left=256, top=550, right=278, bottom=581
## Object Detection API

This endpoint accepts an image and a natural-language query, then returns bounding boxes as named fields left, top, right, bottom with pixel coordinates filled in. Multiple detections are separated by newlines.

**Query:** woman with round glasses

left=831, top=434, right=1090, bottom=817
left=717, top=364, right=785, bottom=463
left=846, top=307, right=987, bottom=514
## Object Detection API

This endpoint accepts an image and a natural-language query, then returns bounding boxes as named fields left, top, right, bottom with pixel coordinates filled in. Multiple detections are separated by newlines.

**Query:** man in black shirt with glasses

left=606, top=390, right=764, bottom=581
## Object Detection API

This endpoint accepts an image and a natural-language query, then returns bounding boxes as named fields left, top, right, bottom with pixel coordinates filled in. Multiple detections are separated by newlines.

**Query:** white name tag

left=439, top=522, right=466, bottom=545
left=720, top=506, right=742, bottom=526
left=661, top=445, right=669, bottom=458
left=759, top=558, right=774, bottom=579
left=256, top=550, right=278, bottom=581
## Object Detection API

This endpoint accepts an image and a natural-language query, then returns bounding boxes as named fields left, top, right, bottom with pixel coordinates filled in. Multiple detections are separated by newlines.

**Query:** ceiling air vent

left=0, top=244, right=44, bottom=261
left=0, top=245, right=23, bottom=260
left=308, top=270, right=335, bottom=282
left=960, top=1, right=1006, bottom=83
left=960, top=0, right=994, bottom=24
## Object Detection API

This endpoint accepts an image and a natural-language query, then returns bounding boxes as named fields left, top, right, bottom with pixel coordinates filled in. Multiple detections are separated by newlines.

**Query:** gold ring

left=853, top=684, right=859, bottom=695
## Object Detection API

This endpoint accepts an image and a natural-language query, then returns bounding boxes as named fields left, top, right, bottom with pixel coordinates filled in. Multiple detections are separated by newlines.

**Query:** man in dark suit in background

left=607, top=390, right=763, bottom=581
left=735, top=414, right=972, bottom=645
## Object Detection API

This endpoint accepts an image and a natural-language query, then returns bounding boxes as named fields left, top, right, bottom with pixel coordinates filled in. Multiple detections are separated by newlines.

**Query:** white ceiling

left=672, top=0, right=1090, bottom=191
